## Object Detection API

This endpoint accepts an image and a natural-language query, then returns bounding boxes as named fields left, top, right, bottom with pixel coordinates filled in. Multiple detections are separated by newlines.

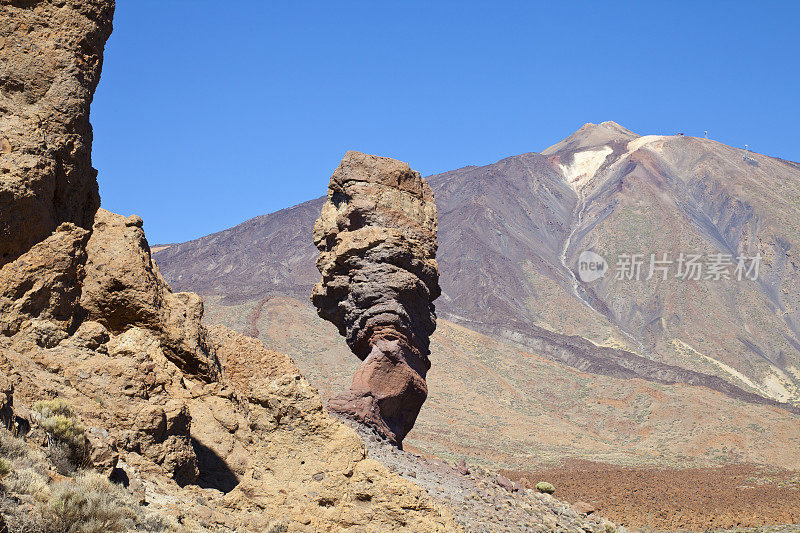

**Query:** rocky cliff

left=0, top=0, right=112, bottom=267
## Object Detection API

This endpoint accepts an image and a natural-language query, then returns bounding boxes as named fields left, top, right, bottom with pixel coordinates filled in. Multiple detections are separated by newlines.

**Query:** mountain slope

left=200, top=294, right=800, bottom=470
left=156, top=197, right=323, bottom=299
left=544, top=123, right=800, bottom=401
left=153, top=124, right=800, bottom=473
left=155, top=122, right=800, bottom=406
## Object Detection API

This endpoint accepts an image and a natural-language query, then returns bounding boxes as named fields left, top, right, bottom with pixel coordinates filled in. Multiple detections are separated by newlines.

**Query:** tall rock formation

left=312, top=151, right=440, bottom=446
left=0, top=0, right=113, bottom=267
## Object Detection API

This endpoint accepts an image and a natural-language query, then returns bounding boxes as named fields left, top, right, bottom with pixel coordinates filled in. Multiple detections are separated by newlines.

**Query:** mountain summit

left=542, top=121, right=640, bottom=155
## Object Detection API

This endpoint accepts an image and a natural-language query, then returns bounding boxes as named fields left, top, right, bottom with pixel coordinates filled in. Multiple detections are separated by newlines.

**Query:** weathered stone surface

left=81, top=209, right=221, bottom=380
left=80, top=209, right=164, bottom=332
left=0, top=0, right=114, bottom=267
left=0, top=223, right=89, bottom=336
left=496, top=474, right=515, bottom=492
left=67, top=320, right=110, bottom=351
left=85, top=425, right=119, bottom=475
left=312, top=151, right=440, bottom=445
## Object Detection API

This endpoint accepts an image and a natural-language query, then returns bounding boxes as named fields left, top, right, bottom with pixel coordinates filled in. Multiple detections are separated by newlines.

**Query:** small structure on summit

left=312, top=151, right=440, bottom=446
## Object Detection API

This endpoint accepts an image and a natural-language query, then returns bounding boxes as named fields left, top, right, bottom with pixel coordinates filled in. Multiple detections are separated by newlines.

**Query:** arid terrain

left=198, top=295, right=800, bottom=469
left=503, top=461, right=800, bottom=531
left=0, top=1, right=625, bottom=531
left=156, top=122, right=800, bottom=408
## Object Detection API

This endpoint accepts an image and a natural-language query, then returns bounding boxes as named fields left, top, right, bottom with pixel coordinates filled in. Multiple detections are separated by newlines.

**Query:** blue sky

left=92, top=1, right=800, bottom=244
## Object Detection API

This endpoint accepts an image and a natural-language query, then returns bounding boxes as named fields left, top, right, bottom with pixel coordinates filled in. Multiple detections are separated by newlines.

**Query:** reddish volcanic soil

left=502, top=460, right=800, bottom=531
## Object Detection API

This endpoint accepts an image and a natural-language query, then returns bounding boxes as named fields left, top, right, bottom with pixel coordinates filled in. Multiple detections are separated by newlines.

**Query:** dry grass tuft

left=38, top=471, right=136, bottom=533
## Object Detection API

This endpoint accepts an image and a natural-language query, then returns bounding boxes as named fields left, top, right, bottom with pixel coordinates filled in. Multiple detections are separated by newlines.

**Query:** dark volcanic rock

left=312, top=151, right=440, bottom=446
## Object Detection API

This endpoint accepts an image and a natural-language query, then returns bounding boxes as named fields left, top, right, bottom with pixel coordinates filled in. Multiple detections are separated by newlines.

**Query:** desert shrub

left=535, top=481, right=555, bottom=494
left=40, top=415, right=86, bottom=449
left=33, top=398, right=74, bottom=418
left=48, top=442, right=79, bottom=476
left=0, top=492, right=41, bottom=533
left=0, top=429, right=29, bottom=459
left=0, top=428, right=47, bottom=496
left=39, top=471, right=136, bottom=533
left=33, top=399, right=86, bottom=448
left=33, top=399, right=87, bottom=469
left=0, top=425, right=180, bottom=533
left=139, top=513, right=185, bottom=532
left=4, top=466, right=47, bottom=497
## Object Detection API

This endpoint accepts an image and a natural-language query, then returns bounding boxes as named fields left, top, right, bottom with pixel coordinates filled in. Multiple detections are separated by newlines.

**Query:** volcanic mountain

left=154, top=122, right=800, bottom=468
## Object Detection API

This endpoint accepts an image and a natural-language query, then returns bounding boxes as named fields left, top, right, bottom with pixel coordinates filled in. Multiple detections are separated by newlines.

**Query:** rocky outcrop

left=81, top=209, right=221, bottom=380
left=0, top=229, right=460, bottom=529
left=312, top=151, right=440, bottom=445
left=0, top=0, right=114, bottom=267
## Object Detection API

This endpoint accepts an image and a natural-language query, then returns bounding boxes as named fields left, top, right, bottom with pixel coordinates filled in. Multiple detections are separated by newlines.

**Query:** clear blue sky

left=92, top=1, right=800, bottom=245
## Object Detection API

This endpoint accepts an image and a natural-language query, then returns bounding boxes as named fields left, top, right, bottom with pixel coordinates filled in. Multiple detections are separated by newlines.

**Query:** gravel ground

left=503, top=461, right=800, bottom=531
left=344, top=420, right=620, bottom=533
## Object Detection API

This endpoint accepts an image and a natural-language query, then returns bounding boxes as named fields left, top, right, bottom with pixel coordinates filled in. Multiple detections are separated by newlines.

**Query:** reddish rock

left=496, top=474, right=515, bottom=492
left=573, top=501, right=599, bottom=515
left=312, top=151, right=440, bottom=446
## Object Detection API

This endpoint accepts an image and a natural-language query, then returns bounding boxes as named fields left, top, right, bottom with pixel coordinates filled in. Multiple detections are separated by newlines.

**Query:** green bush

left=535, top=481, right=555, bottom=494
left=33, top=399, right=86, bottom=452
left=0, top=457, right=10, bottom=478
left=33, top=398, right=75, bottom=418
left=40, top=415, right=85, bottom=447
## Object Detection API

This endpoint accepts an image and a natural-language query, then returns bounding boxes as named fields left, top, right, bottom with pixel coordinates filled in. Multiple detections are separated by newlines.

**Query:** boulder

left=496, top=474, right=515, bottom=492
left=573, top=501, right=599, bottom=515
left=68, top=321, right=110, bottom=351
left=312, top=151, right=440, bottom=446
left=85, top=426, right=119, bottom=475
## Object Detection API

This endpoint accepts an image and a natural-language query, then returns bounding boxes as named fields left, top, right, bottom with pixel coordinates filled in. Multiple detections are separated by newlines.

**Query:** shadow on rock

left=191, top=438, right=239, bottom=493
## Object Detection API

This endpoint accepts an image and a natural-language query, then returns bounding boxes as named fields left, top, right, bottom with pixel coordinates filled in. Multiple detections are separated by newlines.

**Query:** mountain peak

left=542, top=121, right=639, bottom=155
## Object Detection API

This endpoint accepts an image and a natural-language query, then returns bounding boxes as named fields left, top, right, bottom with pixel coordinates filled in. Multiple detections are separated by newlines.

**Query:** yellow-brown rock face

left=0, top=0, right=114, bottom=267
